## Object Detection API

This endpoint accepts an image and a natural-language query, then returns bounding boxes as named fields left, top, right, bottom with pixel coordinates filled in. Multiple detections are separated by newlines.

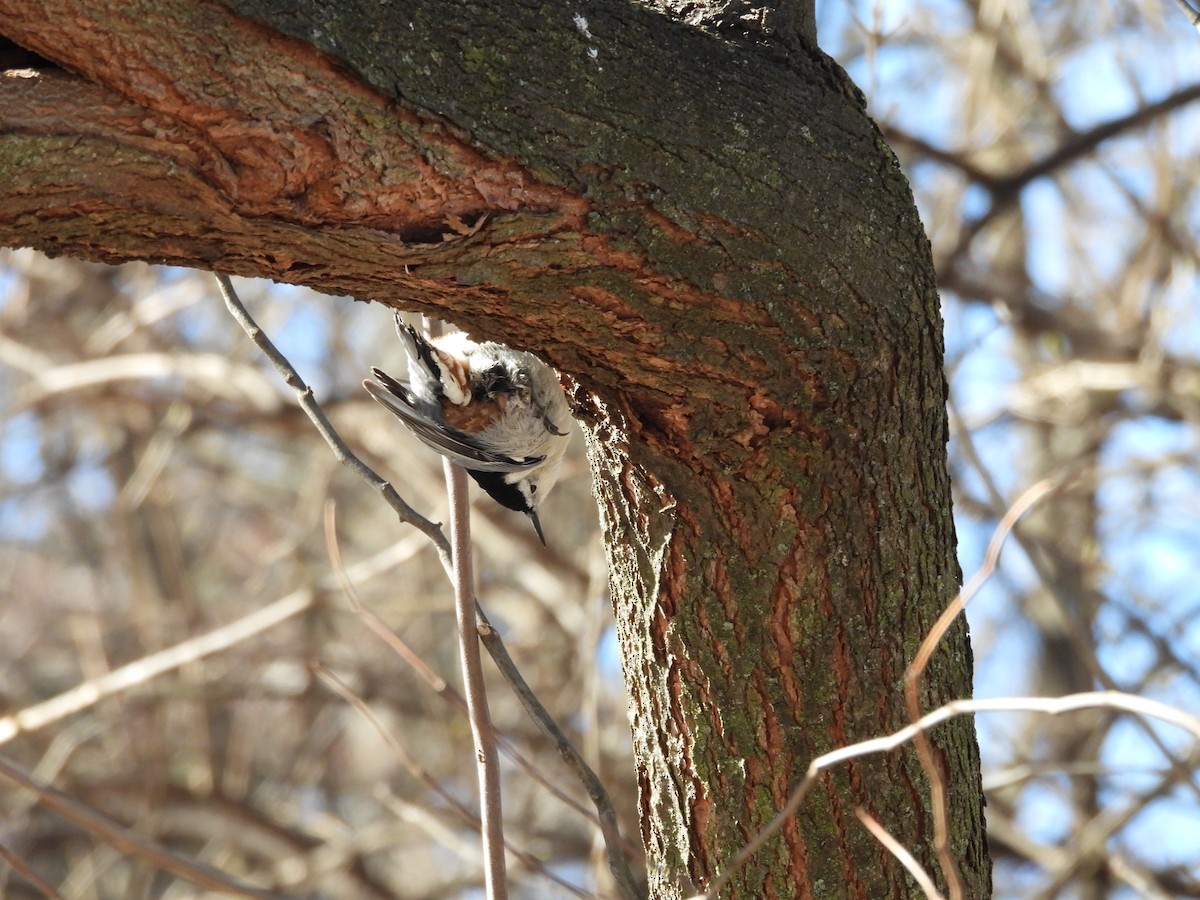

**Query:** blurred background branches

left=1, top=0, right=1199, bottom=896
left=833, top=0, right=1200, bottom=895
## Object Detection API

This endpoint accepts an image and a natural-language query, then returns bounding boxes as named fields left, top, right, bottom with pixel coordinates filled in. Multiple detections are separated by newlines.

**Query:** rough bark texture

left=0, top=1, right=990, bottom=896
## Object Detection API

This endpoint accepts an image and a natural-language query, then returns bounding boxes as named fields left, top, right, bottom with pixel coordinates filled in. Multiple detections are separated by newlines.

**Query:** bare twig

left=214, top=274, right=451, bottom=564
left=314, top=665, right=593, bottom=899
left=324, top=502, right=642, bottom=864
left=903, top=478, right=1059, bottom=898
left=888, top=83, right=1200, bottom=206
left=0, top=840, right=67, bottom=900
left=447, top=456, right=508, bottom=899
left=692, top=691, right=1200, bottom=900
left=0, top=755, right=285, bottom=899
left=949, top=406, right=1200, bottom=812
left=476, top=619, right=644, bottom=900
left=426, top=315, right=508, bottom=900
left=0, top=539, right=419, bottom=746
left=1170, top=0, right=1200, bottom=31
left=854, top=808, right=944, bottom=900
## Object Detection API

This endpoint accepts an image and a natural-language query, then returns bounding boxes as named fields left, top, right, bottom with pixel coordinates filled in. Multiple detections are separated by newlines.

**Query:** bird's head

left=468, top=465, right=561, bottom=546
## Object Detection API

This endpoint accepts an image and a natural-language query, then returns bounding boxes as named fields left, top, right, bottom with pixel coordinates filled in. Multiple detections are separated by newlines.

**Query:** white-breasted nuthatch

left=363, top=317, right=572, bottom=544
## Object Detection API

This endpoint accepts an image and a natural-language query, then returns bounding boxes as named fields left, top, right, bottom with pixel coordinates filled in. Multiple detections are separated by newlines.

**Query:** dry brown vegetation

left=1, top=0, right=1199, bottom=897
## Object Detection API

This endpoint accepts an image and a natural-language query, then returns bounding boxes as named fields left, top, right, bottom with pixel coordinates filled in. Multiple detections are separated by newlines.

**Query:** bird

left=363, top=317, right=572, bottom=545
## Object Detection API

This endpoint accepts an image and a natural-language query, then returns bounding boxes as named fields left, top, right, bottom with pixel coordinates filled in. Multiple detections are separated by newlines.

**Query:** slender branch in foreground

left=314, top=665, right=592, bottom=899
left=214, top=274, right=451, bottom=564
left=904, top=477, right=1059, bottom=899
left=0, top=840, right=67, bottom=900
left=444, top=454, right=508, bottom=899
left=854, top=808, right=944, bottom=900
left=476, top=615, right=644, bottom=900
left=324, top=503, right=643, bottom=865
left=423, top=314, right=507, bottom=899
left=1173, top=0, right=1200, bottom=29
left=692, top=691, right=1200, bottom=900
left=0, top=755, right=285, bottom=899
left=218, top=277, right=636, bottom=895
left=950, top=404, right=1200, bottom=808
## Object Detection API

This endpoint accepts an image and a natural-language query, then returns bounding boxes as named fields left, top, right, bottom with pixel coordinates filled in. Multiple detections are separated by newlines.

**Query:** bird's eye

left=530, top=484, right=538, bottom=494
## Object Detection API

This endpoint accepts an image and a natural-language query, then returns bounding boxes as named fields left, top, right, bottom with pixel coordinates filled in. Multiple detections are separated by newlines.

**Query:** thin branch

left=882, top=128, right=995, bottom=185
left=218, top=276, right=637, bottom=896
left=0, top=840, right=67, bottom=900
left=1170, top=0, right=1200, bottom=31
left=854, top=808, right=944, bottom=900
left=324, top=502, right=643, bottom=864
left=213, top=274, right=451, bottom=564
left=314, top=665, right=593, bottom=899
left=994, top=83, right=1200, bottom=195
left=426, top=315, right=508, bottom=900
left=446, top=458, right=508, bottom=898
left=692, top=691, right=1200, bottom=900
left=905, top=83, right=1200, bottom=277
left=476, top=617, right=644, bottom=900
left=0, top=539, right=419, bottom=746
left=890, top=83, right=1200, bottom=205
left=903, top=478, right=1060, bottom=899
left=949, top=406, right=1200, bottom=805
left=0, top=755, right=285, bottom=899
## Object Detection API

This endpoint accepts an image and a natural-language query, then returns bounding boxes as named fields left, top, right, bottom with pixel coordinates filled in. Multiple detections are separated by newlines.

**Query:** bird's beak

left=528, top=509, right=546, bottom=546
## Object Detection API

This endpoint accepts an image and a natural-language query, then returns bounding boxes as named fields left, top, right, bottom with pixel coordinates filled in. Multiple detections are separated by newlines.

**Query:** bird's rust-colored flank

left=440, top=393, right=508, bottom=433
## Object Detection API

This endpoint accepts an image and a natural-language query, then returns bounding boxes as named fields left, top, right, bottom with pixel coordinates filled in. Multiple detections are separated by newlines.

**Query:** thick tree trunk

left=0, top=1, right=990, bottom=896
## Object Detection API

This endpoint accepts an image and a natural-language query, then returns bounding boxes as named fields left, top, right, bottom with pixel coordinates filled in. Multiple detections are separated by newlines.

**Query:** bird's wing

left=364, top=370, right=545, bottom=473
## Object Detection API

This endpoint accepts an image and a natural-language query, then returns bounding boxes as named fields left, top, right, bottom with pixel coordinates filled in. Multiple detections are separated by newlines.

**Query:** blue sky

left=1, top=2, right=1198, bottom=893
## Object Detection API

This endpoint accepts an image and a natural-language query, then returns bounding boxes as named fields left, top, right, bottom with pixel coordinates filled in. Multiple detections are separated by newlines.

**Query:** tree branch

left=694, top=690, right=1200, bottom=900
left=888, top=82, right=1200, bottom=204
left=324, top=503, right=645, bottom=890
left=1170, top=0, right=1200, bottom=30
left=0, top=755, right=286, bottom=899
left=428, top=313, right=510, bottom=900
left=989, top=83, right=1200, bottom=200
left=476, top=618, right=644, bottom=900
left=214, top=275, right=450, bottom=555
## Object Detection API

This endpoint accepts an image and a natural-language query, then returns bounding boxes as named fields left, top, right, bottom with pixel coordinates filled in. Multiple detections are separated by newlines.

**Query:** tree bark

left=0, top=1, right=991, bottom=896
